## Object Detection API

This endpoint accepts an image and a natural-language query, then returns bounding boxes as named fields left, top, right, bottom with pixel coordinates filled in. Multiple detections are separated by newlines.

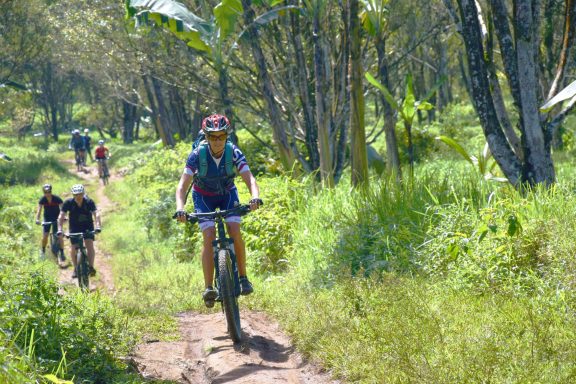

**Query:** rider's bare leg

left=226, top=222, right=246, bottom=276
left=85, top=239, right=95, bottom=267
left=41, top=232, right=49, bottom=250
left=201, top=227, right=216, bottom=288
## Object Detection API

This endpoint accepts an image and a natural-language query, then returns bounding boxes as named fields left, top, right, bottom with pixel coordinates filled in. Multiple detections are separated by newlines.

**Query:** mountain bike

left=97, top=157, right=110, bottom=185
left=181, top=204, right=253, bottom=343
left=65, top=230, right=98, bottom=291
left=41, top=221, right=61, bottom=259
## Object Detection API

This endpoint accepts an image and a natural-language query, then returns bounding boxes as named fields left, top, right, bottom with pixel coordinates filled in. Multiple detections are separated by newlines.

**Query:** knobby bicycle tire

left=217, top=249, right=241, bottom=343
left=77, top=249, right=90, bottom=290
left=103, top=163, right=109, bottom=185
left=50, top=233, right=60, bottom=258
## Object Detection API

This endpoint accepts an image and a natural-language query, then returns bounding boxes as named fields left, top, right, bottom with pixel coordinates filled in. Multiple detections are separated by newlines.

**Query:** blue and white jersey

left=184, top=144, right=250, bottom=196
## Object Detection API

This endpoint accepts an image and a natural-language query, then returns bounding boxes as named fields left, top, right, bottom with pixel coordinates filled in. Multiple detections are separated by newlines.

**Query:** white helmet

left=73, top=129, right=80, bottom=134
left=98, top=140, right=105, bottom=145
left=84, top=128, right=89, bottom=133
left=71, top=184, right=85, bottom=195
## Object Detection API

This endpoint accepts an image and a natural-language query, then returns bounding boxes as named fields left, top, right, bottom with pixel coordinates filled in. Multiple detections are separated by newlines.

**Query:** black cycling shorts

left=69, top=231, right=95, bottom=246
left=42, top=222, right=58, bottom=235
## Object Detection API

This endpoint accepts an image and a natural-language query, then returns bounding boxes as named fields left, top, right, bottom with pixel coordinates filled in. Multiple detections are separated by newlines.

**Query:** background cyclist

left=69, top=129, right=86, bottom=166
left=35, top=183, right=66, bottom=264
left=95, top=140, right=110, bottom=178
left=57, top=184, right=101, bottom=278
left=83, top=128, right=93, bottom=163
left=175, top=114, right=262, bottom=308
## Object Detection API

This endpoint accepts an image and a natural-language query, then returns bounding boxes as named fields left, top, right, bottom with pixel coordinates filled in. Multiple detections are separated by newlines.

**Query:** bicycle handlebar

left=41, top=221, right=56, bottom=225
left=173, top=204, right=255, bottom=223
left=64, top=230, right=99, bottom=239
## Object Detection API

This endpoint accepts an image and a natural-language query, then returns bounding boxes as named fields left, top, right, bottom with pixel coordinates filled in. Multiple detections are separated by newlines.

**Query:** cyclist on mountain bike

left=69, top=130, right=86, bottom=166
left=83, top=129, right=94, bottom=162
left=175, top=114, right=262, bottom=307
left=35, top=183, right=66, bottom=264
left=57, top=184, right=101, bottom=278
left=95, top=140, right=110, bottom=178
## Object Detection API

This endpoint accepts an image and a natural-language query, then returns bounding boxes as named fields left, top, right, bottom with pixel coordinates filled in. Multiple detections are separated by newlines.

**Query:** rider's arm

left=35, top=204, right=42, bottom=223
left=239, top=170, right=260, bottom=201
left=93, top=209, right=101, bottom=229
left=57, top=211, right=66, bottom=233
left=176, top=173, right=193, bottom=211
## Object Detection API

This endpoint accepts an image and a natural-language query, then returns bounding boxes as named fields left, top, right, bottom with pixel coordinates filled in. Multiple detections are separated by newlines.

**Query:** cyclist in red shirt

left=94, top=140, right=110, bottom=178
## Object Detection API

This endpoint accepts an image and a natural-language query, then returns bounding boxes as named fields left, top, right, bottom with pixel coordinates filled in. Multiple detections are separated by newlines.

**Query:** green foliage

left=0, top=144, right=68, bottom=185
left=242, top=176, right=306, bottom=274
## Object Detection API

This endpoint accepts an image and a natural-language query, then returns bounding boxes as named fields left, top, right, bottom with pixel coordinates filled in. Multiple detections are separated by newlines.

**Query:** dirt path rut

left=60, top=159, right=337, bottom=384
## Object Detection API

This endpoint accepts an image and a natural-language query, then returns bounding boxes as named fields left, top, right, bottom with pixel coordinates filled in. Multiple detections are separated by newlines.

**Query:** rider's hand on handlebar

left=95, top=227, right=101, bottom=234
left=35, top=220, right=40, bottom=225
left=249, top=198, right=263, bottom=211
left=174, top=210, right=187, bottom=222
left=57, top=231, right=63, bottom=237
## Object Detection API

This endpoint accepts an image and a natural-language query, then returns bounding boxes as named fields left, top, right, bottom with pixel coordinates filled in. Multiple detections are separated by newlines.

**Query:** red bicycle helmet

left=202, top=114, right=231, bottom=134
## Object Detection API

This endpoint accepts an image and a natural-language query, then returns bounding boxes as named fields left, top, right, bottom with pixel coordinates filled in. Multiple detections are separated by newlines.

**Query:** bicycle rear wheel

left=217, top=249, right=241, bottom=343
left=77, top=249, right=89, bottom=290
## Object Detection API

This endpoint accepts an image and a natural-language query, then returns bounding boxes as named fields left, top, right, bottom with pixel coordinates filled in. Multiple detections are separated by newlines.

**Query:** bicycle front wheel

left=77, top=249, right=89, bottom=291
left=50, top=234, right=59, bottom=258
left=217, top=249, right=241, bottom=343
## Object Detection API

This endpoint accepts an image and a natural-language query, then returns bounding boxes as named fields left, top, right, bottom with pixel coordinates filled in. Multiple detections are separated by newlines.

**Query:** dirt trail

left=132, top=311, right=337, bottom=383
left=60, top=158, right=337, bottom=384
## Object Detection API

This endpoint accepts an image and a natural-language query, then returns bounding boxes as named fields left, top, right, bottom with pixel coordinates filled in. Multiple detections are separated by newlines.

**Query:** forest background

left=3, top=0, right=576, bottom=382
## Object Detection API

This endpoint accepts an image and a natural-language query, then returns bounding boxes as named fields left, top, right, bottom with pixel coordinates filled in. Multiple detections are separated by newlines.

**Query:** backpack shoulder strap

left=224, top=142, right=235, bottom=176
left=198, top=142, right=208, bottom=177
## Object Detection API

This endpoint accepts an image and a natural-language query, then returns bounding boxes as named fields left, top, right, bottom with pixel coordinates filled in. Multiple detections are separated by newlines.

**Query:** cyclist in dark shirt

left=69, top=130, right=87, bottom=167
left=83, top=129, right=93, bottom=162
left=35, top=183, right=65, bottom=264
left=57, top=184, right=101, bottom=278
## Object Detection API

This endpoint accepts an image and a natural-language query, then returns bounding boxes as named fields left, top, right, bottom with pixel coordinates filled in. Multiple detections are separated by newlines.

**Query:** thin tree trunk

left=150, top=76, right=175, bottom=147
left=376, top=38, right=401, bottom=178
left=312, top=3, right=334, bottom=187
left=349, top=0, right=368, bottom=187
left=290, top=4, right=319, bottom=171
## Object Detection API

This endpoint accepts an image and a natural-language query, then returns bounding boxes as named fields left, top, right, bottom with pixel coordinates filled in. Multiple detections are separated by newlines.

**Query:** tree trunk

left=334, top=1, right=351, bottom=184
left=240, top=0, right=295, bottom=170
left=151, top=76, right=175, bottom=147
left=289, top=4, right=319, bottom=171
left=349, top=0, right=368, bottom=187
left=375, top=38, right=401, bottom=179
left=122, top=99, right=136, bottom=144
left=312, top=3, right=334, bottom=187
left=457, top=0, right=523, bottom=185
left=514, top=1, right=555, bottom=184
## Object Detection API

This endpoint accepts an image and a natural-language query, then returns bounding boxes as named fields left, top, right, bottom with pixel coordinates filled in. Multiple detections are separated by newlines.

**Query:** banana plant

left=365, top=72, right=442, bottom=172
left=436, top=136, right=507, bottom=182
